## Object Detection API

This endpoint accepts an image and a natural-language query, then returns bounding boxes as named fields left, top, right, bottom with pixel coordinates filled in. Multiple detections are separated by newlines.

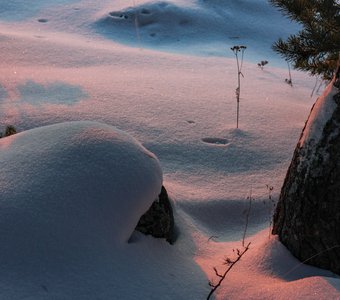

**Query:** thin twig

left=282, top=245, right=340, bottom=278
left=242, top=189, right=253, bottom=247
left=265, top=184, right=275, bottom=239
left=213, top=267, right=223, bottom=278
left=311, top=76, right=319, bottom=97
left=208, top=235, right=219, bottom=242
left=207, top=242, right=251, bottom=300
left=286, top=60, right=293, bottom=86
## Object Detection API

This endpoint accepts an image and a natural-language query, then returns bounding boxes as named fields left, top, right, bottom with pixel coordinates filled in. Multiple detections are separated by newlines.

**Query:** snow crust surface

left=94, top=0, right=299, bottom=63
left=0, top=0, right=339, bottom=299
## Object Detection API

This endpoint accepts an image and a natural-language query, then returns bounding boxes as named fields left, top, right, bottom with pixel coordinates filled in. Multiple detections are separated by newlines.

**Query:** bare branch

left=242, top=189, right=253, bottom=247
left=208, top=235, right=219, bottom=242
left=213, top=267, right=223, bottom=278
left=207, top=242, right=251, bottom=300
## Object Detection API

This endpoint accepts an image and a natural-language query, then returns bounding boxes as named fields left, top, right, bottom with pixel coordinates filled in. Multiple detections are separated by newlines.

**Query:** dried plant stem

left=286, top=61, right=293, bottom=86
left=231, top=45, right=246, bottom=128
left=207, top=184, right=252, bottom=299
left=207, top=242, right=251, bottom=300
left=235, top=51, right=241, bottom=129
left=242, top=191, right=252, bottom=247
left=265, top=184, right=274, bottom=238
left=311, top=76, right=320, bottom=97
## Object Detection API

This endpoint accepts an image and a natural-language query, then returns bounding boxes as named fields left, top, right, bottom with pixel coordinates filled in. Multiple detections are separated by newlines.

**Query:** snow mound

left=94, top=0, right=299, bottom=60
left=0, top=121, right=162, bottom=269
left=95, top=1, right=216, bottom=46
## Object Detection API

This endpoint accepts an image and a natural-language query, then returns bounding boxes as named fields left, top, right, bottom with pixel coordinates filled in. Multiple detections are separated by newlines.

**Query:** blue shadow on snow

left=18, top=81, right=88, bottom=106
left=0, top=0, right=78, bottom=21
left=0, top=85, right=8, bottom=102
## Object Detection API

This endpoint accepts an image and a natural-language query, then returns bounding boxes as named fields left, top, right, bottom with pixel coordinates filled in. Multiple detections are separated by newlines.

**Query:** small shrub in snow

left=257, top=60, right=268, bottom=70
left=207, top=242, right=251, bottom=300
left=0, top=125, right=17, bottom=138
left=230, top=45, right=247, bottom=128
left=207, top=189, right=253, bottom=299
left=5, top=125, right=17, bottom=137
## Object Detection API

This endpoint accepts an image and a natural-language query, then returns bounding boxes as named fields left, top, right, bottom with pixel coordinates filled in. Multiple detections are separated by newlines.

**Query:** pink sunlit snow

left=0, top=0, right=338, bottom=299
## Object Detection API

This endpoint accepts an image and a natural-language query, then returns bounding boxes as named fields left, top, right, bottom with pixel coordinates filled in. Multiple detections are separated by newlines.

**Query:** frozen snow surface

left=94, top=0, right=298, bottom=62
left=0, top=0, right=339, bottom=299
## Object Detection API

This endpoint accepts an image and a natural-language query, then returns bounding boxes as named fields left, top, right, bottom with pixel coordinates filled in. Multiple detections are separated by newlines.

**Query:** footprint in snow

left=201, top=137, right=229, bottom=146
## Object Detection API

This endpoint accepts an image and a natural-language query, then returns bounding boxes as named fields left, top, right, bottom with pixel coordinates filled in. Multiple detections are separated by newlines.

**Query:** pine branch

left=270, top=0, right=340, bottom=79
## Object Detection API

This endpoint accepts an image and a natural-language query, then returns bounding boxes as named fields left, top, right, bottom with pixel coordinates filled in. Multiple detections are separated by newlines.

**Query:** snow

left=0, top=122, right=206, bottom=299
left=0, top=121, right=162, bottom=245
left=300, top=80, right=339, bottom=147
left=0, top=0, right=339, bottom=299
left=94, top=0, right=299, bottom=63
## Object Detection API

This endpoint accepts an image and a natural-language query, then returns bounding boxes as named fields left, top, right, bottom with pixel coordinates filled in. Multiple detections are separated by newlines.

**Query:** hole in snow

left=109, top=12, right=129, bottom=20
left=201, top=137, right=229, bottom=145
left=140, top=8, right=151, bottom=15
left=38, top=18, right=48, bottom=23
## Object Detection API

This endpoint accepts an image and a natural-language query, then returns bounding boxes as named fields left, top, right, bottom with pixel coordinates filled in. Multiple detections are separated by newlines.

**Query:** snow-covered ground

left=0, top=0, right=339, bottom=299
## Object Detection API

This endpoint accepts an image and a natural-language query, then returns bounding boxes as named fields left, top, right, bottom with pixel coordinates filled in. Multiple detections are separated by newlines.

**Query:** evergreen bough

left=270, top=0, right=340, bottom=80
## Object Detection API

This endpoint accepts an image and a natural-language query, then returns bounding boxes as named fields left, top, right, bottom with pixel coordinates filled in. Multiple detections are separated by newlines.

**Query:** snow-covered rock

left=0, top=121, right=208, bottom=300
left=136, top=185, right=175, bottom=243
left=0, top=121, right=162, bottom=270
left=273, top=76, right=340, bottom=274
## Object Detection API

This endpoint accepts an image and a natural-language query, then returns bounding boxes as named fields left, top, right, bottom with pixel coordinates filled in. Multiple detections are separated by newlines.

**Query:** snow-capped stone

left=0, top=121, right=162, bottom=271
left=136, top=185, right=175, bottom=244
left=273, top=75, right=340, bottom=274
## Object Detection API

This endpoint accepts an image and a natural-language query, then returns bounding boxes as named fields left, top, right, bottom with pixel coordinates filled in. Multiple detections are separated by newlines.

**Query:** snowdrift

left=0, top=121, right=209, bottom=299
left=94, top=0, right=299, bottom=61
left=0, top=121, right=162, bottom=265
